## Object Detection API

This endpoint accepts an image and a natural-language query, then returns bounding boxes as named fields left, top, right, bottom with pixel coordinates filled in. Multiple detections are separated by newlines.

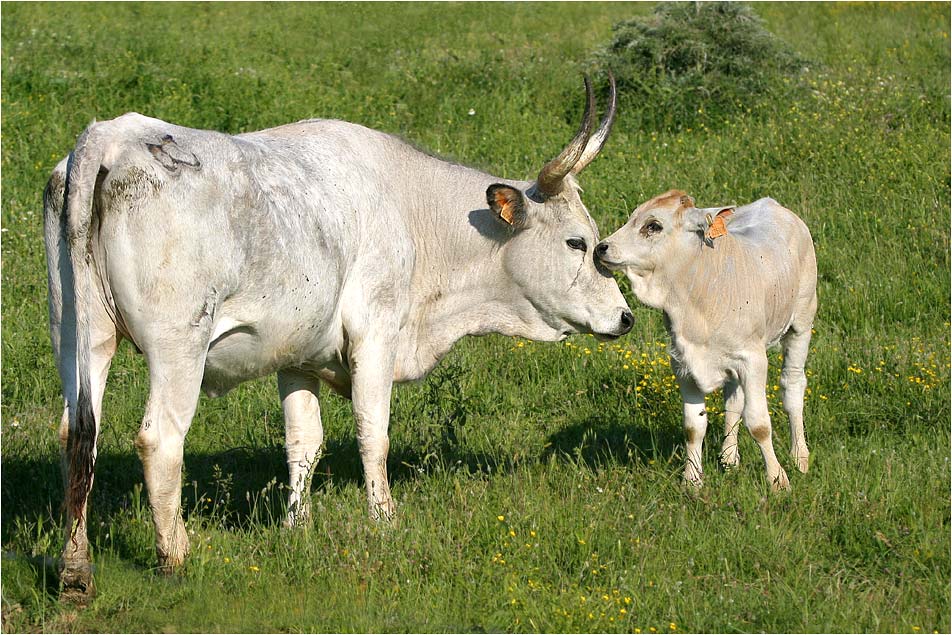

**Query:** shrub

left=592, top=2, right=809, bottom=130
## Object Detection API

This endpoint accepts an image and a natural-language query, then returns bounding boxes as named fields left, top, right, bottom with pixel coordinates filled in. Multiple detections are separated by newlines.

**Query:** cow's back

left=78, top=114, right=413, bottom=395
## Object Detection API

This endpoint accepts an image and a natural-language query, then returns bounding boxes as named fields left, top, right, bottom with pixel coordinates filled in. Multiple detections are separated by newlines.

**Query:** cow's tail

left=63, top=121, right=108, bottom=530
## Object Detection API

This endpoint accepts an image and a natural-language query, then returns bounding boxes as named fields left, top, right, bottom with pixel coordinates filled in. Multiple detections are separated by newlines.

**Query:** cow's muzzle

left=595, top=308, right=634, bottom=341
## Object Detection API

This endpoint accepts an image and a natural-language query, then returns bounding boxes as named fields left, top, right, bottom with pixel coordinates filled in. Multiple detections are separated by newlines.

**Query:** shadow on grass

left=1, top=414, right=683, bottom=547
left=544, top=415, right=683, bottom=468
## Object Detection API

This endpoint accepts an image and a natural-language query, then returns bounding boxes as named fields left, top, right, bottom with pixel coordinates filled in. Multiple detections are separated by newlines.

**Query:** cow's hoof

left=156, top=536, right=190, bottom=573
left=59, top=563, right=95, bottom=605
left=284, top=503, right=312, bottom=529
left=156, top=552, right=187, bottom=574
left=369, top=499, right=396, bottom=522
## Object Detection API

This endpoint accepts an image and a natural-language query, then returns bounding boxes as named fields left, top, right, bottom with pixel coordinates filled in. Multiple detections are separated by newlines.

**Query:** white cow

left=595, top=190, right=817, bottom=491
left=45, top=78, right=633, bottom=600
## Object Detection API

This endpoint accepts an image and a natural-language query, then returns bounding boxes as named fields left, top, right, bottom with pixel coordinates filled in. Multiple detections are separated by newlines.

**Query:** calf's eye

left=566, top=238, right=587, bottom=252
left=643, top=221, right=663, bottom=235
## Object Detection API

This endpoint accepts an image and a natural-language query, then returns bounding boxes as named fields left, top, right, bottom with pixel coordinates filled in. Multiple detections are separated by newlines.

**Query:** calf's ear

left=487, top=184, right=529, bottom=229
left=686, top=205, right=736, bottom=243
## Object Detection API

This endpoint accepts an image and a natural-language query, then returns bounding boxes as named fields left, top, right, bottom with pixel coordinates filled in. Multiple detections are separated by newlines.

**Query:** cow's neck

left=393, top=278, right=552, bottom=382
left=392, top=171, right=555, bottom=382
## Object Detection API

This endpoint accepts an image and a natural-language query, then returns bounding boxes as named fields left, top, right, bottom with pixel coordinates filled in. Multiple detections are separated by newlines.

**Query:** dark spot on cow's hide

left=145, top=134, right=201, bottom=173
left=105, top=166, right=161, bottom=203
left=43, top=171, right=67, bottom=221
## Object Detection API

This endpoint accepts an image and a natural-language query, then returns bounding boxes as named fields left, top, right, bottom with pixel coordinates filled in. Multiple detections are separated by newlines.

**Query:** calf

left=595, top=190, right=817, bottom=490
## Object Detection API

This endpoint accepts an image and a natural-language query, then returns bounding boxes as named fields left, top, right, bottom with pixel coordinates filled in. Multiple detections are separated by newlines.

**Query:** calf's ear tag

left=705, top=208, right=733, bottom=240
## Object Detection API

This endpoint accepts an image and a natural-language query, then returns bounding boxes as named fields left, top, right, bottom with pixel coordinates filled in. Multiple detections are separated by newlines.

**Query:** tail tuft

left=66, top=389, right=96, bottom=529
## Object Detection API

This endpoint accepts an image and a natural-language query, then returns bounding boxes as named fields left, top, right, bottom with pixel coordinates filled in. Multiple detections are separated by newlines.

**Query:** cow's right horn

left=535, top=76, right=597, bottom=198
left=571, top=71, right=617, bottom=175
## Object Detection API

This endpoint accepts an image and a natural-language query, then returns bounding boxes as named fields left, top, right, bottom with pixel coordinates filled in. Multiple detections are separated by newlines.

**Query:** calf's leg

left=677, top=375, right=708, bottom=487
left=719, top=378, right=744, bottom=470
left=739, top=351, right=790, bottom=491
left=781, top=328, right=812, bottom=473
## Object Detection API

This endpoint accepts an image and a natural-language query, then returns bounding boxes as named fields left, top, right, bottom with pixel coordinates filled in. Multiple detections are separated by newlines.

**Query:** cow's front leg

left=278, top=369, right=323, bottom=527
left=349, top=335, right=398, bottom=521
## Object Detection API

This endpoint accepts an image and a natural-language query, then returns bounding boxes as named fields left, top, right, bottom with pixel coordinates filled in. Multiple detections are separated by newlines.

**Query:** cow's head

left=485, top=76, right=633, bottom=341
left=594, top=190, right=734, bottom=308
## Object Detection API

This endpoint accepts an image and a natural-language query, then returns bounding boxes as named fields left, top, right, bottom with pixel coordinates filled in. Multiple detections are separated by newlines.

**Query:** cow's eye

left=566, top=238, right=587, bottom=252
left=644, top=221, right=663, bottom=235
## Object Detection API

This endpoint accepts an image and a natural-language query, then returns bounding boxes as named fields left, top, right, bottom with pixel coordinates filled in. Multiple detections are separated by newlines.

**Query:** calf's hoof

left=769, top=468, right=791, bottom=492
left=719, top=449, right=740, bottom=471
left=793, top=452, right=810, bottom=474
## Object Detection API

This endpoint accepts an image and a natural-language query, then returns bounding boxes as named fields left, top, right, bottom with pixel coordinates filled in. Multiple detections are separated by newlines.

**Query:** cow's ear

left=487, top=184, right=529, bottom=229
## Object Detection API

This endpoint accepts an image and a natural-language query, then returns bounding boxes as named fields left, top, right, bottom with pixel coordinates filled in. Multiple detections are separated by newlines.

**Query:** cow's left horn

left=571, top=71, right=617, bottom=175
left=535, top=76, right=597, bottom=197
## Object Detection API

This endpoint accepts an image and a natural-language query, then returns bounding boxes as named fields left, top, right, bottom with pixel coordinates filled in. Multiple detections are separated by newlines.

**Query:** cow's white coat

left=46, top=107, right=631, bottom=591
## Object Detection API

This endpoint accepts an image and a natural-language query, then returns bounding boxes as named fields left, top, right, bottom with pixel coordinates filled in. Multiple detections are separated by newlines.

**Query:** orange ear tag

left=705, top=209, right=733, bottom=240
left=496, top=192, right=515, bottom=225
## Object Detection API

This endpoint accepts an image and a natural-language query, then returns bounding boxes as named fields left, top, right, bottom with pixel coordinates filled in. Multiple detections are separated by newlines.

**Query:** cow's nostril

left=595, top=242, right=609, bottom=259
left=620, top=309, right=634, bottom=330
left=621, top=309, right=635, bottom=332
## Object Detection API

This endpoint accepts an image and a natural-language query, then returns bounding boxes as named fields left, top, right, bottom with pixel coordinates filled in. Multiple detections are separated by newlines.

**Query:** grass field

left=1, top=2, right=949, bottom=632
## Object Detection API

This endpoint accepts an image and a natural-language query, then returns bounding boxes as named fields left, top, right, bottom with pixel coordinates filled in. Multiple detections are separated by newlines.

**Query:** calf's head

left=485, top=76, right=633, bottom=340
left=594, top=190, right=735, bottom=308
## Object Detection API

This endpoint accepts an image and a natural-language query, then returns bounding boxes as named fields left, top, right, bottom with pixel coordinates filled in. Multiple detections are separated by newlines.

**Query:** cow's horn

left=536, top=76, right=597, bottom=197
left=571, top=71, right=617, bottom=175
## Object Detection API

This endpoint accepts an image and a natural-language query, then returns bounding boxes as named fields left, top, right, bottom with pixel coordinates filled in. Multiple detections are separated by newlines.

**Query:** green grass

left=2, top=2, right=949, bottom=632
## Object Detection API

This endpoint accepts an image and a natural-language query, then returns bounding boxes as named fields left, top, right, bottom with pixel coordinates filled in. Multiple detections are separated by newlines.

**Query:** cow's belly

left=201, top=306, right=346, bottom=397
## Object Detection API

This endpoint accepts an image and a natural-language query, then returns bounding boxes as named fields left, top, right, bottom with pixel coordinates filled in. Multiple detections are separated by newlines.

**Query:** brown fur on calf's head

left=631, top=189, right=694, bottom=218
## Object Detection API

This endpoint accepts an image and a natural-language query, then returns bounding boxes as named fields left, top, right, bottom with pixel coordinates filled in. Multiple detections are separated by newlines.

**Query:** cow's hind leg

left=56, top=326, right=120, bottom=602
left=135, top=348, right=206, bottom=569
left=781, top=327, right=812, bottom=473
left=739, top=351, right=790, bottom=492
left=278, top=369, right=323, bottom=527
left=719, top=379, right=744, bottom=470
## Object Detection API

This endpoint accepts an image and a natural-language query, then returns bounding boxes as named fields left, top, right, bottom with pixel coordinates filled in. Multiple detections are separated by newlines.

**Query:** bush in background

left=593, top=1, right=809, bottom=130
